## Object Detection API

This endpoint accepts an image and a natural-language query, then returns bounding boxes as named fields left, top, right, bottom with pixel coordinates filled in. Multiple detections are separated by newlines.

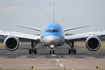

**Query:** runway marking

left=50, top=58, right=55, bottom=65
left=0, top=55, right=105, bottom=58
left=54, top=56, right=65, bottom=67
left=51, top=54, right=56, bottom=56
left=58, top=64, right=64, bottom=67
left=55, top=59, right=61, bottom=62
left=58, top=55, right=61, bottom=59
left=16, top=56, right=27, bottom=58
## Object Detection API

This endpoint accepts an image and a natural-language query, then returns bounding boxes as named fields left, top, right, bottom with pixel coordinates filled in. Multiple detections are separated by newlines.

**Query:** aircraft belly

left=41, top=36, right=64, bottom=46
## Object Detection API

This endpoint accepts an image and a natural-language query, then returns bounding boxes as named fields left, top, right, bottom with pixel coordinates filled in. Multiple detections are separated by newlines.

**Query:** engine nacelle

left=85, top=36, right=101, bottom=51
left=4, top=36, right=19, bottom=51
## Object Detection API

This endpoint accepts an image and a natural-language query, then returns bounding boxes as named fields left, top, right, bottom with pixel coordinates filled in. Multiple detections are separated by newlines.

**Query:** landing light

left=50, top=45, right=54, bottom=48
left=37, top=37, right=40, bottom=40
left=65, top=37, right=68, bottom=40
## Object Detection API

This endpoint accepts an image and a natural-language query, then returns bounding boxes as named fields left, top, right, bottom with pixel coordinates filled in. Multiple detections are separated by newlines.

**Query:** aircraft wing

left=0, top=30, right=39, bottom=40
left=65, top=30, right=105, bottom=41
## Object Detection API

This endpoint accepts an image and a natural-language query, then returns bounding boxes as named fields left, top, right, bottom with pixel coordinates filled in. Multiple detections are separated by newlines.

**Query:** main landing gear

left=29, top=40, right=37, bottom=54
left=68, top=41, right=76, bottom=54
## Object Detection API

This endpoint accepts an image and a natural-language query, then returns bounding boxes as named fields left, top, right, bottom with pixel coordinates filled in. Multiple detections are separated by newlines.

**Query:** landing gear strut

left=68, top=41, right=76, bottom=54
left=29, top=40, right=37, bottom=54
left=49, top=45, right=55, bottom=55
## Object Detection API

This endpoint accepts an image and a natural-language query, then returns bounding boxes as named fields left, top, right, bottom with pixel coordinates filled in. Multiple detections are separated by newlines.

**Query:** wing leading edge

left=65, top=31, right=105, bottom=41
left=0, top=30, right=39, bottom=40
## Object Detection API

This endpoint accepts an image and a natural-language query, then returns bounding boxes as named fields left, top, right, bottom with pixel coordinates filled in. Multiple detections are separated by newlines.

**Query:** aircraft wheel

left=53, top=50, right=55, bottom=54
left=50, top=50, right=51, bottom=54
left=74, top=49, right=76, bottom=54
left=29, top=49, right=32, bottom=54
left=68, top=49, right=71, bottom=54
left=34, top=49, right=37, bottom=54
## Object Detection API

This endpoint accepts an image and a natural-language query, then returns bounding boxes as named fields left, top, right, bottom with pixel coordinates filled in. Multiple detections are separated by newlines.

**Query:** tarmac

left=0, top=43, right=105, bottom=69
left=0, top=58, right=105, bottom=69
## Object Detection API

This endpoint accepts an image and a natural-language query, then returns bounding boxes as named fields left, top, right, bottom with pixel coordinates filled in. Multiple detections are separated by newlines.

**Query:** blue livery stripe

left=41, top=22, right=64, bottom=38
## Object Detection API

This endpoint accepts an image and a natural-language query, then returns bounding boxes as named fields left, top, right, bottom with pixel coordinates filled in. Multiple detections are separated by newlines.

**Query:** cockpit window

left=45, top=30, right=48, bottom=32
left=45, top=29, right=59, bottom=33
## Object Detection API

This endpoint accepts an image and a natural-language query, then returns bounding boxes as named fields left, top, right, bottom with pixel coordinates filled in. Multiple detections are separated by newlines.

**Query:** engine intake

left=4, top=36, right=19, bottom=51
left=86, top=36, right=101, bottom=51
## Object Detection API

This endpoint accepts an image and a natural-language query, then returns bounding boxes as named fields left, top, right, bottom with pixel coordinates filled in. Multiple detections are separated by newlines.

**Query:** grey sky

left=0, top=0, right=105, bottom=34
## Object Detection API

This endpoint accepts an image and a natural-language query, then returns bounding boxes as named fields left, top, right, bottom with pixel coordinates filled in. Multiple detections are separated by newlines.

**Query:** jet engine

left=85, top=36, right=101, bottom=51
left=4, top=36, right=19, bottom=51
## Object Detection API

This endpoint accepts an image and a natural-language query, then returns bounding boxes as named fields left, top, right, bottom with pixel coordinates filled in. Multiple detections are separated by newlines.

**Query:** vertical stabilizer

left=52, top=0, right=54, bottom=21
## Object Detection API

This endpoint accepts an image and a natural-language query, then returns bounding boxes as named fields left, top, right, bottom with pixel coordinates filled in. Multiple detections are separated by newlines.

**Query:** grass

left=0, top=43, right=5, bottom=49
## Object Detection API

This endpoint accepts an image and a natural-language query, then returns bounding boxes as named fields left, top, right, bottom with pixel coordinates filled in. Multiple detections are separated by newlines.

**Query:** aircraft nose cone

left=48, top=37, right=56, bottom=44
left=42, top=36, right=61, bottom=46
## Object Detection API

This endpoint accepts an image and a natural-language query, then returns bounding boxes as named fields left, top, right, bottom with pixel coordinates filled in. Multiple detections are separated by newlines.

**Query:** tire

left=34, top=49, right=37, bottom=54
left=68, top=49, right=71, bottom=54
left=53, top=50, right=55, bottom=54
left=29, top=49, right=31, bottom=54
left=74, top=49, right=76, bottom=54
left=50, top=50, right=51, bottom=54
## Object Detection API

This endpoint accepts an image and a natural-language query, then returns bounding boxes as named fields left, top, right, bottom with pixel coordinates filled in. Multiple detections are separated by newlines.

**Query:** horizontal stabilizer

left=64, top=25, right=90, bottom=32
left=17, top=25, right=41, bottom=31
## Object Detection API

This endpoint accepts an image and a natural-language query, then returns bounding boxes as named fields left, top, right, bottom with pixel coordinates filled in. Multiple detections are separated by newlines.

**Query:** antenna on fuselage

left=52, top=0, right=54, bottom=21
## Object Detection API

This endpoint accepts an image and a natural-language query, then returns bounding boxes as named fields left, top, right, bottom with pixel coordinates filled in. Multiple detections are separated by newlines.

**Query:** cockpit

left=45, top=29, right=59, bottom=33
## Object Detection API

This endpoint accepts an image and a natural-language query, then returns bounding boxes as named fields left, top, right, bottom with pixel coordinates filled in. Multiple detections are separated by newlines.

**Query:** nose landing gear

left=50, top=49, right=55, bottom=54
left=49, top=45, right=55, bottom=55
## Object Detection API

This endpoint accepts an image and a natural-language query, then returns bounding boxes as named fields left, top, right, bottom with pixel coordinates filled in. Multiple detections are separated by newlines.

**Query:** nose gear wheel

left=49, top=49, right=55, bottom=55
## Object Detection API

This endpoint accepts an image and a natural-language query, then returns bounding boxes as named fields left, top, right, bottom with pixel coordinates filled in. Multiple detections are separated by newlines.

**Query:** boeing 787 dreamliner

left=0, top=0, right=105, bottom=54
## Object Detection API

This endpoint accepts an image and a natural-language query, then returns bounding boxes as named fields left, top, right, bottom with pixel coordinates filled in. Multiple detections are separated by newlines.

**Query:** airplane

left=0, top=0, right=105, bottom=54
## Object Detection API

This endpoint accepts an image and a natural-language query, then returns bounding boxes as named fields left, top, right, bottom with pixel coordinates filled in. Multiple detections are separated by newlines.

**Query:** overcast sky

left=0, top=0, right=105, bottom=34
